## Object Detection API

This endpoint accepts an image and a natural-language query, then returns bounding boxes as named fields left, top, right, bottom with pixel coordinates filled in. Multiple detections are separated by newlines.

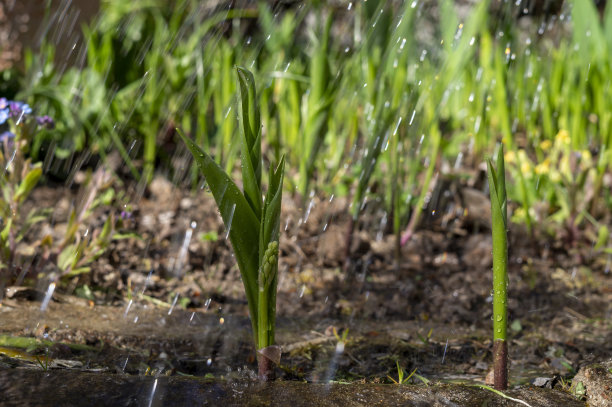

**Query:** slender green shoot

left=487, top=145, right=508, bottom=391
left=387, top=361, right=417, bottom=385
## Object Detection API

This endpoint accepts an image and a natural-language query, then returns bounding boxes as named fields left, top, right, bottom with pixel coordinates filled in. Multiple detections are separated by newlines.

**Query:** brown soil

left=1, top=171, right=610, bottom=400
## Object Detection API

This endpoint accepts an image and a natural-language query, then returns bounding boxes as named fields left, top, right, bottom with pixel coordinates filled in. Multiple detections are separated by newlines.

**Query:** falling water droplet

left=225, top=203, right=236, bottom=240
left=147, top=378, right=158, bottom=407
left=124, top=299, right=133, bottom=317
left=441, top=339, right=449, bottom=364
left=40, top=282, right=56, bottom=312
left=168, top=293, right=179, bottom=315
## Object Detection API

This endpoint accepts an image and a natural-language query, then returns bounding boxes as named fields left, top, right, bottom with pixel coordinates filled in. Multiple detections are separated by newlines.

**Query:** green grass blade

left=351, top=108, right=397, bottom=219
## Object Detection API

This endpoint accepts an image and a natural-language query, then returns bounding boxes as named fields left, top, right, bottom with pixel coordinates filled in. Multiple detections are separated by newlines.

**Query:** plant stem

left=493, top=340, right=508, bottom=390
left=258, top=287, right=269, bottom=350
left=488, top=146, right=508, bottom=390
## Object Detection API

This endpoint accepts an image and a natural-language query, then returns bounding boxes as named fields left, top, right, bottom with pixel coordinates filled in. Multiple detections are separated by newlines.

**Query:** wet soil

left=0, top=172, right=610, bottom=405
left=0, top=369, right=588, bottom=407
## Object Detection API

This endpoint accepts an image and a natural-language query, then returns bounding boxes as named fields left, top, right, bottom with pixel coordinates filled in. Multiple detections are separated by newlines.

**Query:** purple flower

left=0, top=131, right=15, bottom=142
left=37, top=115, right=55, bottom=129
left=120, top=210, right=133, bottom=220
left=0, top=108, right=8, bottom=125
left=9, top=101, right=32, bottom=118
left=0, top=98, right=7, bottom=109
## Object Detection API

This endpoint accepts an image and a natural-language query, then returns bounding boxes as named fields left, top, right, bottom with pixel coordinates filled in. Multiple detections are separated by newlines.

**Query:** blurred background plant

left=0, top=98, right=132, bottom=300
left=2, top=0, right=612, bottom=269
left=0, top=98, right=48, bottom=277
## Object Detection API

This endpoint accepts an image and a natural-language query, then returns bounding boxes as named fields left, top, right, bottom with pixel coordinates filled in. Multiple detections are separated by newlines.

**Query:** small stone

left=485, top=369, right=495, bottom=386
left=532, top=377, right=556, bottom=389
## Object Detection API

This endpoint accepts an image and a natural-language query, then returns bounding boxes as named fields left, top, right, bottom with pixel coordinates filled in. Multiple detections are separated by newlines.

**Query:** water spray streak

left=40, top=282, right=56, bottom=312
left=146, top=378, right=158, bottom=407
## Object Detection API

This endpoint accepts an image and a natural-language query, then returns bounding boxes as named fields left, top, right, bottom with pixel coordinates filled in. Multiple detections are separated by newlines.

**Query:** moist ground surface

left=1, top=175, right=610, bottom=406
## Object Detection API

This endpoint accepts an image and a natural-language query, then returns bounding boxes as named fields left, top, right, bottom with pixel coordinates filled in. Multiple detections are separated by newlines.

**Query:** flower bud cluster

left=259, top=241, right=278, bottom=289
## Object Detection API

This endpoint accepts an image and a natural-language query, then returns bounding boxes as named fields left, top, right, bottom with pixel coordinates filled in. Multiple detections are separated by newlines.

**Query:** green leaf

left=260, top=155, right=285, bottom=264
left=58, top=244, right=77, bottom=271
left=595, top=225, right=609, bottom=250
left=1, top=218, right=12, bottom=242
left=495, top=146, right=507, bottom=225
left=178, top=128, right=260, bottom=323
left=64, top=267, right=91, bottom=277
left=99, top=215, right=113, bottom=242
left=14, top=165, right=42, bottom=203
left=487, top=159, right=504, bottom=227
left=113, top=232, right=142, bottom=240
left=236, top=66, right=262, bottom=216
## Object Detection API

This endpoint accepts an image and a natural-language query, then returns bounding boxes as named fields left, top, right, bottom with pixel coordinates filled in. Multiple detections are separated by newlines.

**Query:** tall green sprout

left=179, top=67, right=285, bottom=381
left=487, top=146, right=508, bottom=391
left=299, top=12, right=335, bottom=202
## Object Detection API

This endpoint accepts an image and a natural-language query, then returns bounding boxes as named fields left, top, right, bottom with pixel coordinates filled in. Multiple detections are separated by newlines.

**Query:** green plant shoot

left=487, top=145, right=508, bottom=391
left=179, top=67, right=285, bottom=381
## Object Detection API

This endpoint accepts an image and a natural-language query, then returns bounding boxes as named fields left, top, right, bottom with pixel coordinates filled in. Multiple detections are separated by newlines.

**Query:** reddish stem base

left=258, top=355, right=275, bottom=381
left=493, top=340, right=508, bottom=390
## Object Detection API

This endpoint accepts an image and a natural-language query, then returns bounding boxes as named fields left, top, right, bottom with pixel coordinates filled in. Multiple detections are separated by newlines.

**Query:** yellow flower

left=579, top=150, right=592, bottom=170
left=560, top=155, right=571, bottom=178
left=504, top=150, right=516, bottom=164
left=539, top=139, right=552, bottom=151
left=511, top=207, right=526, bottom=222
left=534, top=158, right=550, bottom=175
left=521, top=160, right=532, bottom=175
left=555, top=129, right=570, bottom=146
left=549, top=169, right=561, bottom=182
left=517, top=149, right=532, bottom=176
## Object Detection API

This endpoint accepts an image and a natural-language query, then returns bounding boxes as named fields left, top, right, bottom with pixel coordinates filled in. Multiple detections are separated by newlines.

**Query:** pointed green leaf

left=260, top=156, right=285, bottom=262
left=64, top=267, right=91, bottom=277
left=236, top=66, right=262, bottom=216
left=1, top=218, right=12, bottom=242
left=178, top=129, right=260, bottom=320
left=495, top=147, right=507, bottom=224
left=487, top=158, right=503, bottom=220
left=15, top=165, right=42, bottom=203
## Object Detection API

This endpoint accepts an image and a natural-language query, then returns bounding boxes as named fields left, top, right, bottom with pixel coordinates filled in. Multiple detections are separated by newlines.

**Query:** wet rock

left=4, top=286, right=44, bottom=301
left=531, top=376, right=557, bottom=389
left=463, top=234, right=492, bottom=268
left=317, top=224, right=345, bottom=266
left=149, top=176, right=175, bottom=200
left=461, top=188, right=491, bottom=229
left=571, top=360, right=612, bottom=407
left=350, top=231, right=371, bottom=257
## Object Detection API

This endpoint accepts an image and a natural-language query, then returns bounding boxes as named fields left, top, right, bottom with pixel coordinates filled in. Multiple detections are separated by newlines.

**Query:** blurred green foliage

left=5, top=0, right=612, bottom=251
